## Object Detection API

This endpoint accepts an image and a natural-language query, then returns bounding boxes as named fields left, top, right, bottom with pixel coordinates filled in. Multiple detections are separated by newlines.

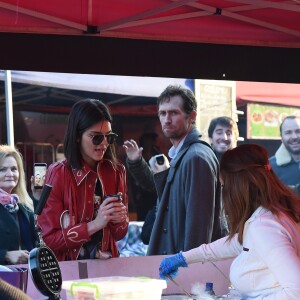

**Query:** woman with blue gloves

left=159, top=144, right=300, bottom=300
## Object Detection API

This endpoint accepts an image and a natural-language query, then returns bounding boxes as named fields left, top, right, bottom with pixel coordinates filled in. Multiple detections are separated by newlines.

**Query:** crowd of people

left=0, top=86, right=299, bottom=299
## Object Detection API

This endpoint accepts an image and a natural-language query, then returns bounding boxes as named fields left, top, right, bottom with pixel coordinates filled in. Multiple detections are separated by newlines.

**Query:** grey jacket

left=127, top=128, right=223, bottom=255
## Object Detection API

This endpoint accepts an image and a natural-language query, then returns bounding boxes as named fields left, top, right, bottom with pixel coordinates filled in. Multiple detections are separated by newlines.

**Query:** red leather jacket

left=37, top=159, right=128, bottom=261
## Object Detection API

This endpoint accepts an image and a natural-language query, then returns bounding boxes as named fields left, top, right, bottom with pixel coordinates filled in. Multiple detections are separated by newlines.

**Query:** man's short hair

left=158, top=85, right=197, bottom=116
left=280, top=115, right=300, bottom=136
left=208, top=116, right=239, bottom=139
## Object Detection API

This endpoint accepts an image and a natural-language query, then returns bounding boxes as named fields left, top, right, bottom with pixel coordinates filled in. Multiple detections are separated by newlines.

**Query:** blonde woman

left=0, top=145, right=35, bottom=264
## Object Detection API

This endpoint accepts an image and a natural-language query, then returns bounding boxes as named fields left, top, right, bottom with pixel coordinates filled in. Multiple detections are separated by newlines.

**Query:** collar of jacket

left=70, top=159, right=115, bottom=186
left=243, top=206, right=270, bottom=244
left=167, top=128, right=207, bottom=183
left=247, top=206, right=269, bottom=224
left=275, top=143, right=292, bottom=166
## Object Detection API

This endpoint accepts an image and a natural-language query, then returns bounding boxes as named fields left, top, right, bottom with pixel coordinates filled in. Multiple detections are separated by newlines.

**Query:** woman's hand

left=5, top=250, right=29, bottom=265
left=87, top=194, right=128, bottom=235
left=104, top=195, right=128, bottom=224
left=159, top=252, right=188, bottom=280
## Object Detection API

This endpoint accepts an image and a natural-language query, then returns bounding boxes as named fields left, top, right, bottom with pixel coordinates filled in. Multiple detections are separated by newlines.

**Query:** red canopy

left=0, top=1, right=300, bottom=84
left=236, top=81, right=300, bottom=107
left=0, top=0, right=299, bottom=48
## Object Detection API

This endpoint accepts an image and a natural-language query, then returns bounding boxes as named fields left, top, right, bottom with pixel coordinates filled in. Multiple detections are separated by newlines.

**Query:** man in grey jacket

left=123, top=85, right=223, bottom=255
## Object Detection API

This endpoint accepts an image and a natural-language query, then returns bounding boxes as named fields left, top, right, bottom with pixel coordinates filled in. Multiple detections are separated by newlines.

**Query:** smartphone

left=34, top=163, right=47, bottom=189
left=103, top=194, right=122, bottom=202
left=155, top=154, right=165, bottom=165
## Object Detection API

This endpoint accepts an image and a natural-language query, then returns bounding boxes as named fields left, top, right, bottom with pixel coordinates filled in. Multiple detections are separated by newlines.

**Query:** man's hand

left=123, top=139, right=143, bottom=161
left=149, top=154, right=170, bottom=174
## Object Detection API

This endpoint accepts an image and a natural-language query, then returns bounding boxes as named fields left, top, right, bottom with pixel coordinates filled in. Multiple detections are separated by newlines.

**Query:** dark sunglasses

left=90, top=133, right=118, bottom=145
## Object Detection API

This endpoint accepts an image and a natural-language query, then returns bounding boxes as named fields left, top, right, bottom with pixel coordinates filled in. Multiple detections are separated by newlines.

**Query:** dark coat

left=127, top=128, right=223, bottom=255
left=269, top=143, right=300, bottom=185
left=0, top=204, right=35, bottom=264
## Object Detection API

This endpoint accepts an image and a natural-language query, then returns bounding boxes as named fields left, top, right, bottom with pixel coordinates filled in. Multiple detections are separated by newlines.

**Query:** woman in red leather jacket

left=38, top=99, right=129, bottom=261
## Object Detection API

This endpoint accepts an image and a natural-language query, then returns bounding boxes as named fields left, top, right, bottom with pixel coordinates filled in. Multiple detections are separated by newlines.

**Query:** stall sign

left=247, top=103, right=300, bottom=139
left=195, top=79, right=237, bottom=143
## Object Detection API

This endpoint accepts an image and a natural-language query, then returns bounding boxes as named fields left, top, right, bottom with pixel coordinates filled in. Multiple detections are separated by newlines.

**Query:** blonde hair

left=0, top=145, right=34, bottom=211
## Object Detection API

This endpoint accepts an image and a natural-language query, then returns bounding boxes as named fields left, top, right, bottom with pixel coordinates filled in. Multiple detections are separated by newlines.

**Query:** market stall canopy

left=0, top=70, right=193, bottom=114
left=236, top=81, right=300, bottom=107
left=0, top=0, right=299, bottom=48
left=0, top=71, right=193, bottom=97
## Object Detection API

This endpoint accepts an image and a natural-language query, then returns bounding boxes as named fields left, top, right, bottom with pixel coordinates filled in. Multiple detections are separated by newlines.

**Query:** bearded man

left=207, top=116, right=239, bottom=162
left=269, top=115, right=300, bottom=185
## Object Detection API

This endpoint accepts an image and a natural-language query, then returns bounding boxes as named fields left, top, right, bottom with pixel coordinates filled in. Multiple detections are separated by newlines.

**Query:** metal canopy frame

left=0, top=1, right=299, bottom=48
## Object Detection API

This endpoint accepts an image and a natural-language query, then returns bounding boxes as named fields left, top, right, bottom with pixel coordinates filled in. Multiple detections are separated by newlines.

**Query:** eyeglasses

left=89, top=133, right=118, bottom=145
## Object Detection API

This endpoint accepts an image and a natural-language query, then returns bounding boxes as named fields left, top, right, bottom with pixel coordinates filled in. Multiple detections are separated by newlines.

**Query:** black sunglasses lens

left=107, top=134, right=117, bottom=144
left=92, top=134, right=117, bottom=145
left=92, top=135, right=104, bottom=145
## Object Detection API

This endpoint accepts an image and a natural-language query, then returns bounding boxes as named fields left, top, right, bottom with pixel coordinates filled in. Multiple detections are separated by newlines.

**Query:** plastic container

left=62, top=276, right=167, bottom=300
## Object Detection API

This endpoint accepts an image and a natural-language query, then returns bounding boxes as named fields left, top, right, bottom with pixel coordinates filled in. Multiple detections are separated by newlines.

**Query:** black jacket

left=0, top=204, right=35, bottom=264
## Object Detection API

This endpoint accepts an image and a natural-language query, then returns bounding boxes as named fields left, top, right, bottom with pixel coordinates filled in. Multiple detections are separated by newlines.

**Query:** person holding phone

left=37, top=99, right=129, bottom=261
left=0, top=145, right=36, bottom=265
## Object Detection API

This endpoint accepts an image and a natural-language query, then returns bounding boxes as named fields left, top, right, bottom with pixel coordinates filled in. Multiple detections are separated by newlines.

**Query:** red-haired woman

left=160, top=144, right=300, bottom=299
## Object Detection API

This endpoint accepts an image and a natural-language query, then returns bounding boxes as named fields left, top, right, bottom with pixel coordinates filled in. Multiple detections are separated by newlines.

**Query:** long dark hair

left=220, top=143, right=300, bottom=244
left=63, top=99, right=118, bottom=169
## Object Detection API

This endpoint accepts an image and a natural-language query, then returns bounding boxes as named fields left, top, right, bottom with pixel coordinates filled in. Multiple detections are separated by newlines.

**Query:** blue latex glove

left=159, top=252, right=188, bottom=280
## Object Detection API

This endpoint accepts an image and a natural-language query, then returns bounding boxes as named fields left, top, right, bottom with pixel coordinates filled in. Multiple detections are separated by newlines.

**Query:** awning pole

left=4, top=70, right=14, bottom=147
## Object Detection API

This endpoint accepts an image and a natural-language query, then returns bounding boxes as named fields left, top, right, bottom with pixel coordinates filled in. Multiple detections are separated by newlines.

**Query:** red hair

left=220, top=144, right=300, bottom=244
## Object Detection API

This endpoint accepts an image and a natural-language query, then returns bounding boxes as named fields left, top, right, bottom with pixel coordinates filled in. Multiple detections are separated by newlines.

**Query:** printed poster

left=247, top=103, right=300, bottom=139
